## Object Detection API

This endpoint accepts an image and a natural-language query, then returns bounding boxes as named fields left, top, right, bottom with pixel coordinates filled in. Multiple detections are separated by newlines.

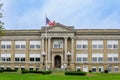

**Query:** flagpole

left=45, top=14, right=48, bottom=71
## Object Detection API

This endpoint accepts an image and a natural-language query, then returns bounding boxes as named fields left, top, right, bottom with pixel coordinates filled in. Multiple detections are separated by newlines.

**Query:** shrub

left=42, top=71, right=52, bottom=74
left=77, top=69, right=81, bottom=71
left=21, top=70, right=52, bottom=74
left=21, top=70, right=29, bottom=74
left=104, top=70, right=108, bottom=73
left=0, top=70, right=3, bottom=73
left=89, top=70, right=92, bottom=73
left=65, top=71, right=87, bottom=76
left=3, top=69, right=17, bottom=72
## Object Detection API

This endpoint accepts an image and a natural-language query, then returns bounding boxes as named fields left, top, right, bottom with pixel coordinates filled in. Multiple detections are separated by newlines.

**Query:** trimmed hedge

left=104, top=70, right=108, bottom=73
left=21, top=70, right=52, bottom=74
left=0, top=69, right=17, bottom=72
left=0, top=70, right=3, bottom=73
left=3, top=69, right=17, bottom=72
left=65, top=71, right=87, bottom=76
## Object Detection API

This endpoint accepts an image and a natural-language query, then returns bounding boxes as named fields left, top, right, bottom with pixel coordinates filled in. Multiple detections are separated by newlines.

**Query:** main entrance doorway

left=54, top=55, right=61, bottom=68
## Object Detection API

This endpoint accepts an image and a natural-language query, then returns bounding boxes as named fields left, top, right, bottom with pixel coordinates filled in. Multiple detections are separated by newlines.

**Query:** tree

left=0, top=1, right=5, bottom=36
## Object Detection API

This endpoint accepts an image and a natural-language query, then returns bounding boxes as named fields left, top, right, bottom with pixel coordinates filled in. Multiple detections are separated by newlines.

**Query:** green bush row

left=0, top=69, right=17, bottom=73
left=65, top=71, right=87, bottom=76
left=22, top=70, right=52, bottom=74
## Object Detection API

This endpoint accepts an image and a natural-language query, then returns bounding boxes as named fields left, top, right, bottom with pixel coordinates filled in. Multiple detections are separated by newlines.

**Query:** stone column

left=71, top=37, right=74, bottom=62
left=41, top=37, right=45, bottom=52
left=64, top=37, right=68, bottom=61
left=48, top=37, right=51, bottom=62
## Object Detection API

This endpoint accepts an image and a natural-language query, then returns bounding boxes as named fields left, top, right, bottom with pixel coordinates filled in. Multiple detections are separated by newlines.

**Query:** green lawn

left=0, top=71, right=120, bottom=80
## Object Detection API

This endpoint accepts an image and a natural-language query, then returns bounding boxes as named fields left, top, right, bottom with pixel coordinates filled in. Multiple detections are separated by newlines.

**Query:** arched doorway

left=54, top=55, right=61, bottom=68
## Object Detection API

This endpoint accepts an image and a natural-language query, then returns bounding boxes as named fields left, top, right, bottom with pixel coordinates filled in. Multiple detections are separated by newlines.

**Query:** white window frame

left=53, top=39, right=63, bottom=48
left=107, top=40, right=118, bottom=49
left=92, top=40, right=103, bottom=49
left=76, top=54, right=88, bottom=62
left=30, top=41, right=41, bottom=49
left=15, top=41, right=26, bottom=50
left=76, top=40, right=88, bottom=49
left=92, top=53, right=103, bottom=62
left=1, top=41, right=11, bottom=50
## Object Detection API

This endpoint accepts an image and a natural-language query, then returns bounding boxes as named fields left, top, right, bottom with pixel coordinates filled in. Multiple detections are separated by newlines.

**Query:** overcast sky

left=1, top=0, right=120, bottom=29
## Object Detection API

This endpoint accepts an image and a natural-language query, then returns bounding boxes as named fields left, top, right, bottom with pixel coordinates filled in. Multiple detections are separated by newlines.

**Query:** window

left=92, top=40, right=103, bottom=49
left=15, top=54, right=25, bottom=62
left=108, top=54, right=118, bottom=62
left=1, top=54, right=11, bottom=62
left=107, top=40, right=118, bottom=49
left=98, top=57, right=103, bottom=61
left=76, top=54, right=88, bottom=62
left=114, top=66, right=118, bottom=72
left=92, top=57, right=97, bottom=61
left=76, top=40, right=88, bottom=49
left=1, top=41, right=11, bottom=49
left=92, top=67, right=97, bottom=72
left=30, top=54, right=40, bottom=62
left=53, top=39, right=63, bottom=48
left=15, top=41, right=26, bottom=49
left=92, top=54, right=103, bottom=62
left=30, top=41, right=41, bottom=49
left=108, top=57, right=112, bottom=61
left=77, top=57, right=81, bottom=62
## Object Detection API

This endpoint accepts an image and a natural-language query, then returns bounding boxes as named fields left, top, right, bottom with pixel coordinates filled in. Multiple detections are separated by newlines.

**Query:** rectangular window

left=98, top=57, right=103, bottom=62
left=92, top=40, right=103, bottom=49
left=83, top=57, right=87, bottom=62
left=1, top=41, right=11, bottom=49
left=21, top=45, right=25, bottom=49
left=77, top=57, right=81, bottom=62
left=15, top=57, right=19, bottom=61
left=108, top=57, right=112, bottom=61
left=92, top=45, right=97, bottom=49
left=36, top=58, right=40, bottom=62
left=53, top=39, right=63, bottom=48
left=30, top=58, right=34, bottom=62
left=76, top=40, right=88, bottom=49
left=107, top=40, right=118, bottom=49
left=107, top=45, right=112, bottom=49
left=114, top=57, right=118, bottom=61
left=21, top=57, right=25, bottom=61
left=92, top=57, right=97, bottom=61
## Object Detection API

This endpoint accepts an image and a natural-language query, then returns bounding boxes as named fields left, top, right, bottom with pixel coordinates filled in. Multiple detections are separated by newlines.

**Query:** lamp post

left=42, top=51, right=46, bottom=70
left=66, top=51, right=71, bottom=70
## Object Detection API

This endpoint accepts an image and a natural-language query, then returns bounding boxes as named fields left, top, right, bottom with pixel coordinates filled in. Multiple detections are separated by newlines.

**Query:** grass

left=0, top=71, right=120, bottom=80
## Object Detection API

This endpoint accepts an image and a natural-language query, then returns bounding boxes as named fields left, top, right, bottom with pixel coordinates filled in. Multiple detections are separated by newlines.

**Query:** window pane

left=36, top=45, right=40, bottom=48
left=30, top=45, right=34, bottom=48
left=108, top=57, right=112, bottom=61
left=21, top=58, right=25, bottom=61
left=21, top=45, right=25, bottom=48
left=92, top=57, right=97, bottom=61
left=114, top=57, right=118, bottom=61
left=83, top=45, right=88, bottom=49
left=113, top=45, right=118, bottom=49
left=98, top=45, right=103, bottom=49
left=1, top=45, right=5, bottom=49
left=92, top=45, right=97, bottom=49
left=98, top=57, right=103, bottom=61
left=83, top=57, right=87, bottom=61
left=7, top=45, right=11, bottom=49
left=30, top=58, right=34, bottom=61
left=77, top=57, right=81, bottom=62
left=108, top=45, right=112, bottom=49
left=36, top=58, right=40, bottom=61
left=77, top=45, right=81, bottom=49
left=15, top=57, right=19, bottom=61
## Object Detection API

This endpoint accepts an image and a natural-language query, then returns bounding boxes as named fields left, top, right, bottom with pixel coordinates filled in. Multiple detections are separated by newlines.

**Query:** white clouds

left=2, top=0, right=120, bottom=29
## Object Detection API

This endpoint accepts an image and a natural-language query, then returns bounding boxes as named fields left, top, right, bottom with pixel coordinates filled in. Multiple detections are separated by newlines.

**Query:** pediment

left=47, top=23, right=74, bottom=32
